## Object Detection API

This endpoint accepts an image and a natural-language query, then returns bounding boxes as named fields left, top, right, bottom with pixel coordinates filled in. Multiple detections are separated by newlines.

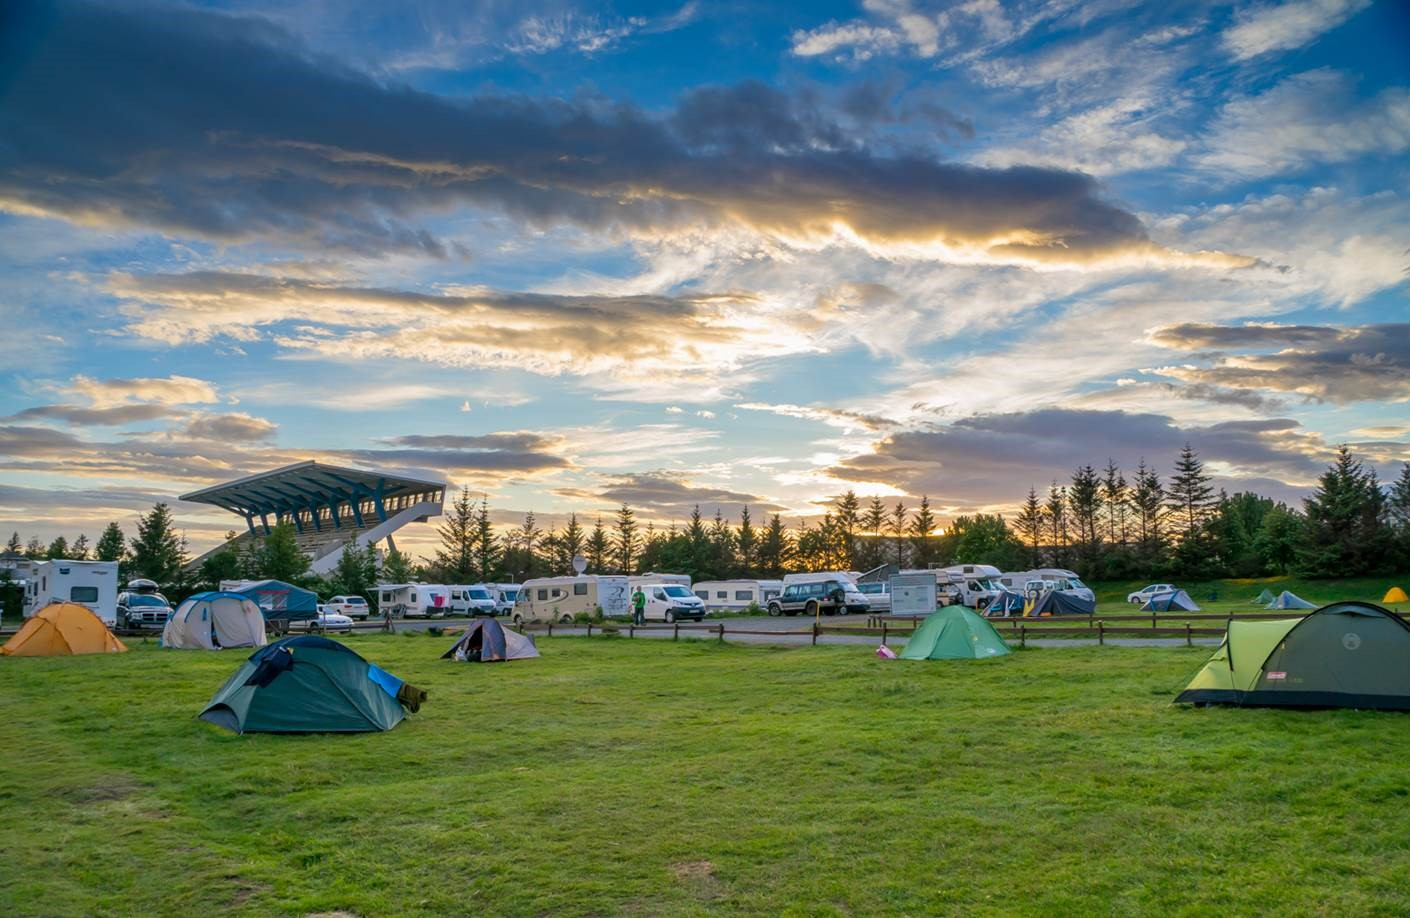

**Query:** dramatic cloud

left=1149, top=321, right=1410, bottom=404
left=0, top=1, right=1250, bottom=269
left=63, top=374, right=221, bottom=409
left=557, top=471, right=785, bottom=518
left=829, top=408, right=1334, bottom=511
left=1222, top=0, right=1370, bottom=60
left=180, top=412, right=279, bottom=442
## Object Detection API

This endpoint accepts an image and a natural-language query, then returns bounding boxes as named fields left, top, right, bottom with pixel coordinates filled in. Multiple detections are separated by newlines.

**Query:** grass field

left=1087, top=575, right=1406, bottom=607
left=4, top=634, right=1410, bottom=915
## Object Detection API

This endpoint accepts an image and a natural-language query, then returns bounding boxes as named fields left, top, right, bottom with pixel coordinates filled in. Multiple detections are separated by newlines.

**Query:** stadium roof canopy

left=180, top=461, right=445, bottom=535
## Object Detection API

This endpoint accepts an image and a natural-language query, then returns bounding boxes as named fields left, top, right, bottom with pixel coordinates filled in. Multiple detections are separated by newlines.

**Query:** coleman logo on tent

left=1342, top=633, right=1362, bottom=650
left=1266, top=672, right=1287, bottom=680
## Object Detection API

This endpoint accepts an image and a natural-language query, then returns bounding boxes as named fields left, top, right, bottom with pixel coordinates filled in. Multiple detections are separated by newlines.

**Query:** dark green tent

left=900, top=606, right=1011, bottom=660
left=1176, top=602, right=1410, bottom=710
left=200, top=636, right=424, bottom=733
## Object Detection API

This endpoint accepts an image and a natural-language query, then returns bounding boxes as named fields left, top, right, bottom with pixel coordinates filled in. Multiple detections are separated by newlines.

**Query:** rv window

left=70, top=586, right=99, bottom=603
left=537, top=589, right=548, bottom=601
left=734, top=590, right=753, bottom=601
left=695, top=590, right=708, bottom=599
left=573, top=583, right=588, bottom=595
left=716, top=591, right=727, bottom=599
left=381, top=592, right=392, bottom=602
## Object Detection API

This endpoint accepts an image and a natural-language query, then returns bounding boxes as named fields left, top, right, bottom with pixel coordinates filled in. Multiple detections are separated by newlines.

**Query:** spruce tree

left=1101, top=459, right=1127, bottom=544
left=560, top=513, right=585, bottom=572
left=613, top=503, right=638, bottom=574
left=759, top=513, right=790, bottom=577
left=4, top=532, right=20, bottom=553
left=434, top=487, right=478, bottom=583
left=1044, top=483, right=1068, bottom=565
left=908, top=496, right=936, bottom=568
left=71, top=533, right=90, bottom=560
left=859, top=496, right=887, bottom=571
left=94, top=522, right=126, bottom=562
left=1298, top=446, right=1391, bottom=576
left=890, top=501, right=908, bottom=567
left=46, top=535, right=70, bottom=560
left=833, top=490, right=861, bottom=570
left=24, top=535, right=45, bottom=559
left=474, top=499, right=502, bottom=582
left=1068, top=465, right=1102, bottom=571
left=736, top=506, right=757, bottom=577
left=130, top=502, right=184, bottom=585
left=255, top=522, right=310, bottom=582
left=586, top=518, right=610, bottom=573
left=381, top=547, right=413, bottom=584
left=1167, top=444, right=1216, bottom=536
left=1015, top=487, right=1044, bottom=566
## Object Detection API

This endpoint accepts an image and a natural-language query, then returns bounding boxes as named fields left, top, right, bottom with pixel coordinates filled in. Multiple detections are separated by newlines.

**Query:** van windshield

left=502, top=589, right=518, bottom=600
left=468, top=589, right=491, bottom=600
left=662, top=585, right=693, bottom=598
left=1068, top=577, right=1087, bottom=589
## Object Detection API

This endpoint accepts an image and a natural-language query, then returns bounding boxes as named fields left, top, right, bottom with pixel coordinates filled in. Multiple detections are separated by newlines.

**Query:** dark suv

left=117, top=591, right=173, bottom=630
left=767, top=579, right=870, bottom=616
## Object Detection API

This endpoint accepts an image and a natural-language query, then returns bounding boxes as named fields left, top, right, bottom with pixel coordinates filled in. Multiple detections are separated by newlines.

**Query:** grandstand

left=181, top=461, right=445, bottom=574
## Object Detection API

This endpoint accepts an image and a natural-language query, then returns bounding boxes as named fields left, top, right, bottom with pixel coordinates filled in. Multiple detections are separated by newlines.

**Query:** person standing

left=632, top=587, right=646, bottom=625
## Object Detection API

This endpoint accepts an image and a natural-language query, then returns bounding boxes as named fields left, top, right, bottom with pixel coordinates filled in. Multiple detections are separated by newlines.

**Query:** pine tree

left=434, top=487, right=478, bottom=584
left=686, top=505, right=709, bottom=576
left=586, top=518, right=610, bottom=573
left=1298, top=446, right=1391, bottom=576
left=1068, top=464, right=1102, bottom=570
left=95, top=522, right=126, bottom=562
left=560, top=513, right=585, bottom=573
left=1015, top=487, right=1044, bottom=566
left=1129, top=460, right=1164, bottom=557
left=708, top=508, right=735, bottom=579
left=130, top=502, right=184, bottom=585
left=474, top=499, right=501, bottom=582
left=890, top=501, right=908, bottom=567
left=1390, top=464, right=1410, bottom=568
left=833, top=490, right=861, bottom=570
left=1167, top=443, right=1216, bottom=536
left=909, top=496, right=936, bottom=568
left=255, top=522, right=310, bottom=582
left=1102, top=459, right=1127, bottom=544
left=736, top=506, right=757, bottom=577
left=24, top=535, right=44, bottom=559
left=381, top=547, right=413, bottom=583
left=1044, top=482, right=1068, bottom=565
left=4, top=532, right=20, bottom=553
left=758, top=513, right=789, bottom=577
left=858, top=496, right=887, bottom=571
left=70, top=533, right=90, bottom=560
left=613, top=504, right=638, bottom=574
left=46, top=535, right=70, bottom=560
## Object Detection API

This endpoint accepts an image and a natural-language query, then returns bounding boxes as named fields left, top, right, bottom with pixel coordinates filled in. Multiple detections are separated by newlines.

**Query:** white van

left=487, top=583, right=520, bottom=615
left=376, top=583, right=451, bottom=618
left=448, top=584, right=497, bottom=616
left=630, top=580, right=707, bottom=622
left=512, top=575, right=630, bottom=624
left=692, top=579, right=783, bottom=612
left=939, top=564, right=1004, bottom=610
left=27, top=559, right=119, bottom=625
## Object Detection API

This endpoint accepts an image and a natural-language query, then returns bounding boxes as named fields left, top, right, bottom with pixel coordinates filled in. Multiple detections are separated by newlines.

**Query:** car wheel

left=665, top=611, right=675, bottom=624
left=837, top=603, right=850, bottom=616
left=805, top=600, right=819, bottom=616
left=767, top=603, right=781, bottom=617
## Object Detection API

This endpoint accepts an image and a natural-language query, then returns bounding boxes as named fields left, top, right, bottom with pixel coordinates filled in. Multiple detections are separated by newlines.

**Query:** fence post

left=1098, top=620, right=1105, bottom=646
left=629, top=623, right=635, bottom=639
left=586, top=622, right=593, bottom=637
left=718, top=622, right=725, bottom=643
left=1185, top=621, right=1192, bottom=647
left=1151, top=609, right=1157, bottom=629
left=812, top=622, right=819, bottom=646
left=882, top=621, right=888, bottom=646
left=673, top=623, right=679, bottom=641
left=1020, top=624, right=1026, bottom=648
left=548, top=621, right=553, bottom=637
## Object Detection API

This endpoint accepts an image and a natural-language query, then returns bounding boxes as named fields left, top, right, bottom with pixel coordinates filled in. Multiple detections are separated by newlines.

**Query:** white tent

left=163, top=592, right=268, bottom=650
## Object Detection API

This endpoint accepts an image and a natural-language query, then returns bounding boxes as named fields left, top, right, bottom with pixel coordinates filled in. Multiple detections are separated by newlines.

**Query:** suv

left=768, top=579, right=870, bottom=616
left=326, top=595, right=371, bottom=620
left=116, top=591, right=173, bottom=630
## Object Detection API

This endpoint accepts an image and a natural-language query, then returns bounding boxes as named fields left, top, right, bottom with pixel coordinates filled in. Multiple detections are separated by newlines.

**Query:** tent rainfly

left=985, top=590, right=1026, bottom=617
left=1025, top=590, right=1097, bottom=617
left=200, top=636, right=425, bottom=734
left=1176, top=601, right=1410, bottom=710
left=441, top=618, right=540, bottom=662
left=163, top=592, right=268, bottom=650
left=1269, top=590, right=1316, bottom=610
left=1141, top=590, right=1201, bottom=612
left=1383, top=587, right=1408, bottom=604
left=227, top=579, right=318, bottom=622
left=1253, top=588, right=1276, bottom=605
left=1, top=602, right=127, bottom=656
left=900, top=606, right=1011, bottom=660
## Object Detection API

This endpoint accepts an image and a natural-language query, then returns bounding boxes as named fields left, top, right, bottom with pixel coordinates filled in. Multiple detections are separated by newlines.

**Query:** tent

left=1253, top=588, right=1276, bottom=605
left=2, top=602, right=127, bottom=656
left=900, top=606, right=1011, bottom=660
left=984, top=590, right=1026, bottom=617
left=1141, top=590, right=1201, bottom=612
left=441, top=618, right=539, bottom=662
left=1176, top=601, right=1410, bottom=710
left=200, top=636, right=425, bottom=734
left=163, top=592, right=267, bottom=650
left=1024, top=590, right=1097, bottom=617
left=1269, top=590, right=1316, bottom=610
left=1383, top=587, right=1408, bottom=604
left=227, top=579, right=318, bottom=622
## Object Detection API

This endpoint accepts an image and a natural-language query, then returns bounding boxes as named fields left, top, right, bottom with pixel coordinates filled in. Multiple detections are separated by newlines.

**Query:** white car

left=1128, top=584, right=1176, bottom=604
left=326, top=594, right=371, bottom=620
left=294, top=606, right=354, bottom=633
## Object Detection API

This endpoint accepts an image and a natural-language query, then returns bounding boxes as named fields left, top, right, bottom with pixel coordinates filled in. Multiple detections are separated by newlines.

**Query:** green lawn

left=3, top=635, right=1410, bottom=915
left=1087, top=575, right=1408, bottom=607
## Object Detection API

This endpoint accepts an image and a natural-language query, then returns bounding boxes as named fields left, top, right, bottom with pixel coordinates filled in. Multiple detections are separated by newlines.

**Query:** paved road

left=376, top=615, right=1220, bottom=649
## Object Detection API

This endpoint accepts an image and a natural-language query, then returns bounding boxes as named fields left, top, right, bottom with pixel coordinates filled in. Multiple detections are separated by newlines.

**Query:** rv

left=632, top=572, right=692, bottom=587
left=376, top=583, right=452, bottom=618
left=448, top=584, right=498, bottom=616
left=487, top=583, right=520, bottom=615
left=26, top=559, right=119, bottom=625
left=937, top=564, right=1004, bottom=610
left=511, top=575, right=631, bottom=624
left=628, top=576, right=708, bottom=621
left=997, top=569, right=1096, bottom=603
left=782, top=571, right=862, bottom=586
left=691, top=579, right=783, bottom=612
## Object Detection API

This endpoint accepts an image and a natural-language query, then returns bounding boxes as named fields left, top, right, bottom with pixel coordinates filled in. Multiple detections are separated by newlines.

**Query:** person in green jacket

left=632, top=588, right=646, bottom=625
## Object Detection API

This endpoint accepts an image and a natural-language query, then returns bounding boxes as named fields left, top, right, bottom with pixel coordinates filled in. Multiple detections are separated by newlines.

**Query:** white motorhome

left=27, top=559, right=119, bottom=625
left=628, top=576, right=708, bottom=622
left=692, top=579, right=783, bottom=612
left=376, top=583, right=451, bottom=618
left=447, top=584, right=497, bottom=616
left=512, top=575, right=631, bottom=624
left=998, top=569, right=1096, bottom=603
left=633, top=572, right=691, bottom=587
left=488, top=583, right=520, bottom=615
left=937, top=564, right=1004, bottom=610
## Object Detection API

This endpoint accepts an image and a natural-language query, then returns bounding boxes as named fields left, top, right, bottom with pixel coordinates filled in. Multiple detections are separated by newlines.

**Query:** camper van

left=27, top=559, right=119, bottom=625
left=628, top=578, right=708, bottom=622
left=488, top=583, right=519, bottom=615
left=692, top=579, right=783, bottom=612
left=512, top=575, right=631, bottom=624
left=937, top=565, right=1004, bottom=610
left=376, top=583, right=451, bottom=618
left=998, top=569, right=1096, bottom=603
left=447, top=584, right=497, bottom=616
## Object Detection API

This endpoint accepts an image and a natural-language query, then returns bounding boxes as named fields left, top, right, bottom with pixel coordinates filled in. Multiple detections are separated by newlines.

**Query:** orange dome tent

left=2, top=602, right=128, bottom=656
left=1383, top=587, right=1408, bottom=605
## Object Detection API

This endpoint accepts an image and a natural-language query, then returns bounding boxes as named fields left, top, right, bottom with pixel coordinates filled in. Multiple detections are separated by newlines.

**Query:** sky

left=0, top=0, right=1407, bottom=557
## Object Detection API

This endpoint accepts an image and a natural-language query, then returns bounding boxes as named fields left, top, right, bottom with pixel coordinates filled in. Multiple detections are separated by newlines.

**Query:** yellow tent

left=1383, top=587, right=1408, bottom=604
left=1, top=602, right=128, bottom=656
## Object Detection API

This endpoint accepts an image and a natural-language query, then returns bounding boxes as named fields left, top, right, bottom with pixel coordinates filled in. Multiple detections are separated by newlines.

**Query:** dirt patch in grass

left=59, top=775, right=143, bottom=803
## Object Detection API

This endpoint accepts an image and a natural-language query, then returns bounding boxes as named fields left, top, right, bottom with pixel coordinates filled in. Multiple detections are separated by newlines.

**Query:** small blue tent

left=1269, top=590, right=1316, bottom=610
left=228, top=579, right=318, bottom=622
left=1140, top=590, right=1201, bottom=612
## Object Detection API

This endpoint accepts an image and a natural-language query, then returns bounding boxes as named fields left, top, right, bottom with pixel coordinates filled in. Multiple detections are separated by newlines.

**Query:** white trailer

left=376, top=583, right=452, bottom=617
left=782, top=571, right=862, bottom=586
left=690, top=579, right=782, bottom=612
left=27, top=559, right=119, bottom=625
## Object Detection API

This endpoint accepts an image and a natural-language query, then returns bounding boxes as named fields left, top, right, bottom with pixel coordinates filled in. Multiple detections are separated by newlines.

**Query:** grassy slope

left=3, top=635, right=1410, bottom=916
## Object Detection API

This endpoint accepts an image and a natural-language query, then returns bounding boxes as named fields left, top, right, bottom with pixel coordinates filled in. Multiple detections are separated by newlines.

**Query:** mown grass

left=3, top=634, right=1410, bottom=916
left=1087, top=575, right=1408, bottom=607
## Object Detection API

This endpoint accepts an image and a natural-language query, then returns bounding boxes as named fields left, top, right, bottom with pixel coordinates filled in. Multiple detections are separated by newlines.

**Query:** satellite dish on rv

left=572, top=554, right=587, bottom=575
